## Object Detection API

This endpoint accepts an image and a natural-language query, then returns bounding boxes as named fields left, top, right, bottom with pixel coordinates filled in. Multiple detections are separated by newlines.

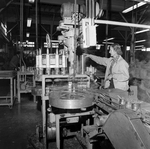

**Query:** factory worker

left=86, top=43, right=129, bottom=91
left=9, top=51, right=20, bottom=70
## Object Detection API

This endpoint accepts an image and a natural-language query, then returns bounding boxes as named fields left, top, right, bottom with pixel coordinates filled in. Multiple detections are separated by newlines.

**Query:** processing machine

left=33, top=0, right=150, bottom=149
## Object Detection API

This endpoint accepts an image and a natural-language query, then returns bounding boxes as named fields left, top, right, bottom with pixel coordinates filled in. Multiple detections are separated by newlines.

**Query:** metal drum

left=49, top=85, right=94, bottom=109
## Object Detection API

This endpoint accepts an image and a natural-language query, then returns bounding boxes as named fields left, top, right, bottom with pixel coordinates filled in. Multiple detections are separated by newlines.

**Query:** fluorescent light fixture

left=28, top=0, right=35, bottom=3
left=26, top=33, right=30, bottom=37
left=135, top=45, right=144, bottom=50
left=126, top=46, right=130, bottom=51
left=142, top=47, right=146, bottom=51
left=23, top=41, right=35, bottom=47
left=103, top=37, right=114, bottom=41
left=135, top=39, right=146, bottom=43
left=122, top=2, right=146, bottom=13
left=27, top=18, right=32, bottom=27
left=44, top=42, right=58, bottom=48
left=135, top=48, right=142, bottom=50
left=102, top=42, right=114, bottom=44
left=135, top=45, right=144, bottom=48
left=135, top=29, right=150, bottom=34
left=146, top=47, right=150, bottom=51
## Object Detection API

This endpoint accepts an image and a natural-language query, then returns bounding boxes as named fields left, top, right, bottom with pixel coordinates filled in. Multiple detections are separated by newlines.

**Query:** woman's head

left=109, top=43, right=123, bottom=57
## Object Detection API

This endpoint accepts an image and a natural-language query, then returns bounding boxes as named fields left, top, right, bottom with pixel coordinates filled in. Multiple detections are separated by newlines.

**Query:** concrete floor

left=0, top=94, right=42, bottom=149
left=0, top=94, right=84, bottom=149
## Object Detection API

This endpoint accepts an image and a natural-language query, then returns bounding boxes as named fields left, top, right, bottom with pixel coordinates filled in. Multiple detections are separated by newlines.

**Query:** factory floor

left=0, top=94, right=42, bottom=149
left=0, top=93, right=84, bottom=149
left=0, top=94, right=113, bottom=149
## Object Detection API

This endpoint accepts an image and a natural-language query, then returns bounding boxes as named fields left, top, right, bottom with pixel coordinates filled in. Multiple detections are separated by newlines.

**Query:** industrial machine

left=33, top=1, right=150, bottom=149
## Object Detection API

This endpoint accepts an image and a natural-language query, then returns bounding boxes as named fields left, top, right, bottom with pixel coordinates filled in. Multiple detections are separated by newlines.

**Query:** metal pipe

left=20, top=0, right=23, bottom=67
left=95, top=19, right=150, bottom=29
left=73, top=0, right=77, bottom=78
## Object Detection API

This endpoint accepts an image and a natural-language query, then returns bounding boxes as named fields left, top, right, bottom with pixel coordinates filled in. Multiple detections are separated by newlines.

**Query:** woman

left=86, top=43, right=129, bottom=91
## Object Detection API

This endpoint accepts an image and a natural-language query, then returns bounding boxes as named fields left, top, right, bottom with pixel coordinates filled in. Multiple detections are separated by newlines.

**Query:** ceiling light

left=122, top=2, right=146, bottom=13
left=27, top=18, right=32, bottom=27
left=126, top=46, right=130, bottom=51
left=135, top=45, right=144, bottom=47
left=28, top=0, right=35, bottom=3
left=102, top=42, right=114, bottom=44
left=135, top=39, right=146, bottom=43
left=103, top=37, right=114, bottom=41
left=26, top=33, right=30, bottom=37
left=146, top=47, right=150, bottom=51
left=135, top=29, right=150, bottom=34
left=142, top=47, right=146, bottom=51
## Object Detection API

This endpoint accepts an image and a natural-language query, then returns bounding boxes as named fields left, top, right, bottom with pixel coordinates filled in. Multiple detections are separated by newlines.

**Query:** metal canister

left=120, top=98, right=126, bottom=105
left=132, top=102, right=140, bottom=111
left=126, top=101, right=132, bottom=109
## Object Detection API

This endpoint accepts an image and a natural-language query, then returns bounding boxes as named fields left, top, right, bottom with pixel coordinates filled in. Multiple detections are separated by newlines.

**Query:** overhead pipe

left=94, top=20, right=150, bottom=29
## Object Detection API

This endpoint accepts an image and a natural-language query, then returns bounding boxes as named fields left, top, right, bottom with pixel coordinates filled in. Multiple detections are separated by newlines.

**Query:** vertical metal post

left=130, top=10, right=135, bottom=64
left=125, top=31, right=127, bottom=61
left=56, top=115, right=60, bottom=149
left=20, top=0, right=23, bottom=65
left=105, top=0, right=111, bottom=57
left=36, top=0, right=38, bottom=51
left=42, top=76, right=47, bottom=149
left=50, top=24, right=53, bottom=53
left=20, top=0, right=23, bottom=45
left=10, top=78, right=13, bottom=106
left=73, top=0, right=77, bottom=79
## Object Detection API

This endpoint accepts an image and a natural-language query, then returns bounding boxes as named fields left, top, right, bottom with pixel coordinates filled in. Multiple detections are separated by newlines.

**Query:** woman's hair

left=110, top=43, right=123, bottom=55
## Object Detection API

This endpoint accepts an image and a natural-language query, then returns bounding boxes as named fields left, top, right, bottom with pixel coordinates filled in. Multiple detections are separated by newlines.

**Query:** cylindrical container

left=132, top=102, right=141, bottom=111
left=68, top=82, right=72, bottom=92
left=46, top=48, right=50, bottom=69
left=39, top=68, right=43, bottom=75
left=120, top=98, right=126, bottom=105
left=49, top=112, right=56, bottom=123
left=81, top=55, right=84, bottom=74
left=39, top=49, right=42, bottom=68
left=36, top=50, right=39, bottom=68
left=62, top=52, right=66, bottom=68
left=47, top=126, right=56, bottom=140
left=126, top=101, right=132, bottom=109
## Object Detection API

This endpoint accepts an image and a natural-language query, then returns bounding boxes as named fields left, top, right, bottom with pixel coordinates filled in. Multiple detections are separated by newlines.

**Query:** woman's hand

left=83, top=53, right=90, bottom=58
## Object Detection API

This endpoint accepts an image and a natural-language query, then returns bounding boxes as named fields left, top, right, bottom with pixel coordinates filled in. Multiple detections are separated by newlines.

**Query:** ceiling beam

left=41, top=0, right=84, bottom=5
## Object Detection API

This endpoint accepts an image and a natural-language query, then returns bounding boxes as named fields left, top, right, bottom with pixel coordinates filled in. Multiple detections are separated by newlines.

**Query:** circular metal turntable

left=49, top=86, right=94, bottom=109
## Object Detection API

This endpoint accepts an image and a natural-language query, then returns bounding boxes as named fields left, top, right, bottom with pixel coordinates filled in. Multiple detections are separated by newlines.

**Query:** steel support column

left=105, top=0, right=111, bottom=57
left=35, top=0, right=38, bottom=51
left=20, top=0, right=23, bottom=64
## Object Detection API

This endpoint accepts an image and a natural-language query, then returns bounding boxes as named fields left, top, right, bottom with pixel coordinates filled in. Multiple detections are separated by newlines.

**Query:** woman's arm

left=87, top=54, right=109, bottom=67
